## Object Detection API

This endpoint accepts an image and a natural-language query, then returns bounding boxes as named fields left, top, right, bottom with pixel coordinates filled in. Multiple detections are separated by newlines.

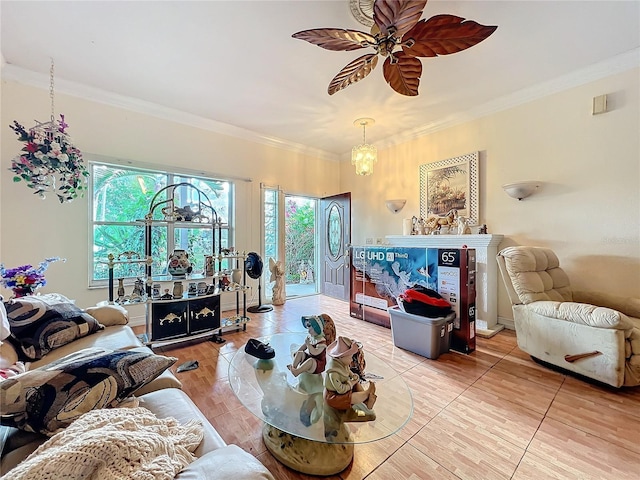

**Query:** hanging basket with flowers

left=8, top=59, right=88, bottom=203
left=0, top=257, right=66, bottom=298
left=9, top=116, right=88, bottom=203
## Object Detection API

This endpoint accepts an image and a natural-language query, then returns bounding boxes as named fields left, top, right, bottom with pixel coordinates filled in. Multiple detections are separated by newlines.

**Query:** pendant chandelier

left=351, top=118, right=377, bottom=176
left=9, top=59, right=88, bottom=203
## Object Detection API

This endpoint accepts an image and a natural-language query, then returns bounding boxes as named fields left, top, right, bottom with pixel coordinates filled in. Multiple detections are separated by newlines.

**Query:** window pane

left=93, top=224, right=145, bottom=280
left=93, top=165, right=166, bottom=222
left=174, top=176, right=230, bottom=223
left=150, top=225, right=169, bottom=276
left=91, top=162, right=233, bottom=284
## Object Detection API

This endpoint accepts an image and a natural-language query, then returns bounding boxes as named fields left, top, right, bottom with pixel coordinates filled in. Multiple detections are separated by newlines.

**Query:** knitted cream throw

left=4, top=407, right=204, bottom=480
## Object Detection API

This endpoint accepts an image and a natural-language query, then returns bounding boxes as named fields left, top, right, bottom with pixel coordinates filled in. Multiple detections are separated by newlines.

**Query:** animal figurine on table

left=425, top=209, right=458, bottom=233
left=269, top=257, right=285, bottom=305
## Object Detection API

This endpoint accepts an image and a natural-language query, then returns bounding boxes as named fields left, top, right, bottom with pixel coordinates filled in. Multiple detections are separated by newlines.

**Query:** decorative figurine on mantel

left=288, top=314, right=336, bottom=376
left=323, top=336, right=377, bottom=412
left=456, top=215, right=472, bottom=235
left=425, top=208, right=457, bottom=234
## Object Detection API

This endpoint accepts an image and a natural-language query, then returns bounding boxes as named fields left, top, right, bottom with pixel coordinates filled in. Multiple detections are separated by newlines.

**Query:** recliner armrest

left=527, top=300, right=635, bottom=330
left=572, top=290, right=640, bottom=319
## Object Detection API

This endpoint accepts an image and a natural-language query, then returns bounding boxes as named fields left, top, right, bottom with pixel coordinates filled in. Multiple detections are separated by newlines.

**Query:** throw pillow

left=175, top=445, right=276, bottom=480
left=0, top=347, right=177, bottom=435
left=84, top=304, right=129, bottom=327
left=4, top=296, right=103, bottom=360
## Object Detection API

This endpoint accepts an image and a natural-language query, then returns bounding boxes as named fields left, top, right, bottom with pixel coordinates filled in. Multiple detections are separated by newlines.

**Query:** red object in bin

left=398, top=286, right=453, bottom=318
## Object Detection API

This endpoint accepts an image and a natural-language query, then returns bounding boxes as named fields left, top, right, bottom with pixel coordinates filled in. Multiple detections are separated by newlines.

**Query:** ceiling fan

left=292, top=0, right=497, bottom=96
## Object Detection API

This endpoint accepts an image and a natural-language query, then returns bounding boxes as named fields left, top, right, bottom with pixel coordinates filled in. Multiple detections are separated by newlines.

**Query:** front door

left=320, top=193, right=351, bottom=301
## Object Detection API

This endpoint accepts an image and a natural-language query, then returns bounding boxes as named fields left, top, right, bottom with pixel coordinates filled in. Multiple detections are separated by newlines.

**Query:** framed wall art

left=419, top=152, right=479, bottom=225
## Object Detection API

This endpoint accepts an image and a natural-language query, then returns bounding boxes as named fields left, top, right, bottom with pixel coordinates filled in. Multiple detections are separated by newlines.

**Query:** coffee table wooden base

left=262, top=424, right=353, bottom=476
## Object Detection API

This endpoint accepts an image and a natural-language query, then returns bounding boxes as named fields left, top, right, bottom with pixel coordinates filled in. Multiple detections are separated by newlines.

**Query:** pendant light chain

left=362, top=122, right=366, bottom=144
left=49, top=58, right=55, bottom=123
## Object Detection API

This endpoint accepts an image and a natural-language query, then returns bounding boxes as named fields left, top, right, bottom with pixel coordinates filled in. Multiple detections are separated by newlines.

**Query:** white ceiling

left=2, top=1, right=639, bottom=160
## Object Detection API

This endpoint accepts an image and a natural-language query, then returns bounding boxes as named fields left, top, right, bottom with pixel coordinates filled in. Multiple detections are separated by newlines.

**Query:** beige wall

left=2, top=68, right=639, bottom=323
left=0, top=80, right=341, bottom=307
left=340, top=68, right=640, bottom=321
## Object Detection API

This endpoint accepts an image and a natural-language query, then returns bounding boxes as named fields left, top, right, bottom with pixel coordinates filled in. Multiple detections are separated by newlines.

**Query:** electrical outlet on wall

left=376, top=238, right=383, bottom=244
left=365, top=238, right=373, bottom=244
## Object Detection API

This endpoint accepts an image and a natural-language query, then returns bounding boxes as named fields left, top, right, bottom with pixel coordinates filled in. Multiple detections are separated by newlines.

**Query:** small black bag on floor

left=398, top=286, right=453, bottom=318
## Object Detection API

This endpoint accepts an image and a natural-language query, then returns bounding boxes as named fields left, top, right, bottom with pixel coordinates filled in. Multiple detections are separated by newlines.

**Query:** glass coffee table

left=229, top=332, right=413, bottom=475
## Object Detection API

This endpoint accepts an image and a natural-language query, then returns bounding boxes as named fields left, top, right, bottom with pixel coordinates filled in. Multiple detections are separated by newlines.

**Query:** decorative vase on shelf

left=172, top=281, right=184, bottom=299
left=12, top=286, right=37, bottom=298
left=167, top=249, right=192, bottom=278
left=117, top=278, right=126, bottom=299
left=204, top=255, right=214, bottom=276
left=231, top=268, right=242, bottom=284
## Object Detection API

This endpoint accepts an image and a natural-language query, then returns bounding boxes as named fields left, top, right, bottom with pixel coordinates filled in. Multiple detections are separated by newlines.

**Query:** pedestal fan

left=245, top=252, right=273, bottom=313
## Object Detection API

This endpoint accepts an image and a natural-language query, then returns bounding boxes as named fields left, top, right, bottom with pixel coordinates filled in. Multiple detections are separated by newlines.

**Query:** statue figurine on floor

left=323, top=336, right=376, bottom=412
left=287, top=314, right=336, bottom=376
left=269, top=257, right=285, bottom=306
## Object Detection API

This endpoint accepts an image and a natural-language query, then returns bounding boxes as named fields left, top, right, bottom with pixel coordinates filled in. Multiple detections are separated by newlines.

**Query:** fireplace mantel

left=385, top=234, right=504, bottom=337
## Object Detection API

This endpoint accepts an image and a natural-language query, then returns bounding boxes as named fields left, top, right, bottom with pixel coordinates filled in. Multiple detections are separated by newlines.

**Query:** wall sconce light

left=351, top=118, right=377, bottom=176
left=502, top=181, right=540, bottom=200
left=385, top=199, right=406, bottom=213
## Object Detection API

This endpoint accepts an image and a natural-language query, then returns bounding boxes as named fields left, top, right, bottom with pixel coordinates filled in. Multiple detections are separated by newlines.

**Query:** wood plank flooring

left=139, top=295, right=640, bottom=479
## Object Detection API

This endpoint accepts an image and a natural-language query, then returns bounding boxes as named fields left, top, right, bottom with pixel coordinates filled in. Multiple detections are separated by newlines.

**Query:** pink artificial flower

left=58, top=114, right=69, bottom=133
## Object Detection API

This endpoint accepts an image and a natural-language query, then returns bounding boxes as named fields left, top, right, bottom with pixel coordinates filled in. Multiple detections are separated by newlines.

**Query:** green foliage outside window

left=91, top=163, right=231, bottom=283
left=285, top=198, right=315, bottom=283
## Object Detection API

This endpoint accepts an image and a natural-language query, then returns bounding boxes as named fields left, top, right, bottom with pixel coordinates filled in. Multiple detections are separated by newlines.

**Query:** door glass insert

left=327, top=204, right=341, bottom=258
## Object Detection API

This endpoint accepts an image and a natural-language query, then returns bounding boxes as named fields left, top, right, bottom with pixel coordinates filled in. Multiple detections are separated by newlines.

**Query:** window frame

left=89, top=160, right=234, bottom=288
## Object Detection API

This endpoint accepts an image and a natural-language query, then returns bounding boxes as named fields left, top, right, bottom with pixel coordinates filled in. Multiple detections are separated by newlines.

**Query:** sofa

left=497, top=246, right=640, bottom=388
left=0, top=295, right=274, bottom=479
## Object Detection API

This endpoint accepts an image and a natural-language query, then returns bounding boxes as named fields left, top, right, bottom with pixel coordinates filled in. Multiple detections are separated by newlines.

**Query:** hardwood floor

left=141, top=295, right=640, bottom=479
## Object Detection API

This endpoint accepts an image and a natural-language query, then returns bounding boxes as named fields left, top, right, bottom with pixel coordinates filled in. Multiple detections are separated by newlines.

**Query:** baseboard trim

left=498, top=316, right=515, bottom=331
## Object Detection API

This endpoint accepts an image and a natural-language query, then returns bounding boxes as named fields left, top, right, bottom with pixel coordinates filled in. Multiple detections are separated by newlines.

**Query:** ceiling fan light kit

left=293, top=0, right=497, bottom=96
left=352, top=118, right=377, bottom=176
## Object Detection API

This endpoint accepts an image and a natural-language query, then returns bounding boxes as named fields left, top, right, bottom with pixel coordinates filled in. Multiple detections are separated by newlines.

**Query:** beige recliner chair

left=497, top=246, right=640, bottom=388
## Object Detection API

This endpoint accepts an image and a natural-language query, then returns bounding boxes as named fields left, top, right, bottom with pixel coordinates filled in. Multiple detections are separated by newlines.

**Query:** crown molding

left=0, top=63, right=339, bottom=162
left=376, top=48, right=640, bottom=149
left=3, top=48, right=638, bottom=158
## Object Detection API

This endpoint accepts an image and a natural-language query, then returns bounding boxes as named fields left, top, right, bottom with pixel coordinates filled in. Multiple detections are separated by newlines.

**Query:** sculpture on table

left=288, top=314, right=336, bottom=377
left=269, top=257, right=285, bottom=306
left=323, top=336, right=377, bottom=413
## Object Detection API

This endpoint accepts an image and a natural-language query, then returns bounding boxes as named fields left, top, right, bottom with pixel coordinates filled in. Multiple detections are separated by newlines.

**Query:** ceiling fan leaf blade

left=402, top=15, right=498, bottom=57
left=292, top=28, right=376, bottom=51
left=328, top=54, right=379, bottom=95
left=374, top=0, right=427, bottom=39
left=382, top=53, right=421, bottom=96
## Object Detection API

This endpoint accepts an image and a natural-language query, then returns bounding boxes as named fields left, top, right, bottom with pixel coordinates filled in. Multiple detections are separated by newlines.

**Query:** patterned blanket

left=3, top=406, right=204, bottom=480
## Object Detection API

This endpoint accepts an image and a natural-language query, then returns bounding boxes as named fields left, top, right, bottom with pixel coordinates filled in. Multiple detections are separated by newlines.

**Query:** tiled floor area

left=148, top=295, right=640, bottom=479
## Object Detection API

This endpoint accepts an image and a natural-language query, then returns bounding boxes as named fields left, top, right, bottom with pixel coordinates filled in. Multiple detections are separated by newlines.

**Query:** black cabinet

left=188, top=296, right=221, bottom=334
left=150, top=294, right=220, bottom=341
